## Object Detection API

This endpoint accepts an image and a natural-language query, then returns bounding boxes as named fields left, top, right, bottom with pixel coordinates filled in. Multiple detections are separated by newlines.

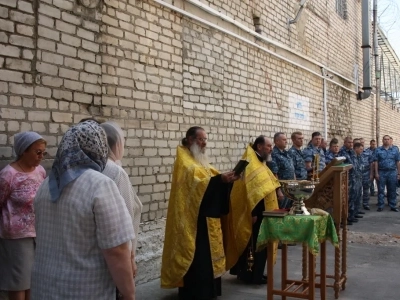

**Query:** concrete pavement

left=1, top=196, right=399, bottom=300
left=136, top=196, right=400, bottom=300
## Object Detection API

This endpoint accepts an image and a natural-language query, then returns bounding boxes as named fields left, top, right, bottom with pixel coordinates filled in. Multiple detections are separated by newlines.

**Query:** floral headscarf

left=49, top=120, right=108, bottom=202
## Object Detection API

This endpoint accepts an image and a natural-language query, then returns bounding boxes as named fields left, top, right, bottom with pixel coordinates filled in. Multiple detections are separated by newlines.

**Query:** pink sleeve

left=38, top=165, right=47, bottom=179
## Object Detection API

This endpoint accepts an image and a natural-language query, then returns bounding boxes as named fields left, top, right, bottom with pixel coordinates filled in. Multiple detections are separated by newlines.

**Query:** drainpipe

left=154, top=0, right=357, bottom=94
left=372, top=0, right=380, bottom=141
left=322, top=68, right=328, bottom=139
left=185, top=0, right=357, bottom=87
left=358, top=0, right=372, bottom=100
left=288, top=0, right=309, bottom=25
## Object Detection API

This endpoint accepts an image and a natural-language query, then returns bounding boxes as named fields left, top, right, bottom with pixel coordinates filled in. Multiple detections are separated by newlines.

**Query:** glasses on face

left=196, top=138, right=207, bottom=142
left=33, top=150, right=48, bottom=156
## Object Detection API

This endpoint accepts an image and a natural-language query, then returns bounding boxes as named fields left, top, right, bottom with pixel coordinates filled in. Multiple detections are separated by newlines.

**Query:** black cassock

left=178, top=174, right=231, bottom=300
left=230, top=154, right=267, bottom=284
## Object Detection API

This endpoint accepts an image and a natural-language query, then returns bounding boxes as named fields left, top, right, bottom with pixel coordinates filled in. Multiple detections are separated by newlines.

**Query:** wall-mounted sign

left=288, top=92, right=310, bottom=130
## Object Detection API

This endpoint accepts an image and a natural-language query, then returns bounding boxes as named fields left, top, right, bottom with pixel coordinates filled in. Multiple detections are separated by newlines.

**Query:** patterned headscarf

left=49, top=120, right=108, bottom=202
left=100, top=121, right=125, bottom=165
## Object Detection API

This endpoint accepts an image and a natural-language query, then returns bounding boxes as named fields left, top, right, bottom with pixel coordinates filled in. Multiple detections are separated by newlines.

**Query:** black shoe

left=348, top=217, right=358, bottom=223
left=390, top=208, right=399, bottom=212
left=377, top=208, right=383, bottom=212
left=358, top=211, right=365, bottom=214
left=253, top=278, right=267, bottom=284
left=346, top=221, right=353, bottom=225
left=363, top=206, right=370, bottom=210
left=354, top=215, right=363, bottom=218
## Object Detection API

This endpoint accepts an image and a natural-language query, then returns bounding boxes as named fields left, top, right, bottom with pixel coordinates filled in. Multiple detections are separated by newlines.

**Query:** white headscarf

left=100, top=121, right=125, bottom=165
left=14, top=131, right=44, bottom=159
left=101, top=121, right=143, bottom=253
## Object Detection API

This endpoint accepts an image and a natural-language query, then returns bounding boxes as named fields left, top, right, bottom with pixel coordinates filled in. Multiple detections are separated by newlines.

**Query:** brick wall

left=1, top=0, right=399, bottom=283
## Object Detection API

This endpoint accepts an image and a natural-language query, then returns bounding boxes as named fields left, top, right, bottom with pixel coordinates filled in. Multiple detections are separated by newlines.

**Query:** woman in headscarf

left=31, top=121, right=136, bottom=300
left=101, top=122, right=142, bottom=279
left=0, top=131, right=47, bottom=300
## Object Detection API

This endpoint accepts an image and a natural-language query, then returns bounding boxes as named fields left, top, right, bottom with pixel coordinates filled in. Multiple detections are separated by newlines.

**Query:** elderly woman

left=100, top=122, right=142, bottom=277
left=31, top=121, right=136, bottom=300
left=0, top=132, right=47, bottom=300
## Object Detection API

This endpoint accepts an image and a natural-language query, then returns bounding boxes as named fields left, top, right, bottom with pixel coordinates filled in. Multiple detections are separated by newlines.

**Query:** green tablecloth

left=256, top=215, right=339, bottom=255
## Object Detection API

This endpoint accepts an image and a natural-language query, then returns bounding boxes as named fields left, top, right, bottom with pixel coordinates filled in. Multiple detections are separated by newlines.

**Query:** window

left=336, top=0, right=347, bottom=19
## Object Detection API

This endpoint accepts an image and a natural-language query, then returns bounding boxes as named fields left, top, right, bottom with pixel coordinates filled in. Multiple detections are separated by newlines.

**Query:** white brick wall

left=1, top=0, right=400, bottom=285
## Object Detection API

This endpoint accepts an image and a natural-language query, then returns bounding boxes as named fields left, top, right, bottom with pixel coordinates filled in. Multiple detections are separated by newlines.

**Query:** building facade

left=1, top=0, right=400, bottom=282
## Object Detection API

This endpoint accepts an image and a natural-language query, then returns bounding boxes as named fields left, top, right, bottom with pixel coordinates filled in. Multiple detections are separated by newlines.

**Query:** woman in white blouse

left=101, top=121, right=143, bottom=278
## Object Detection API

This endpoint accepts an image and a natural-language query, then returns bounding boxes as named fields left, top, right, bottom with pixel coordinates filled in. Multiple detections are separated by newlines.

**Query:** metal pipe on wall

left=152, top=0, right=358, bottom=94
left=373, top=0, right=380, bottom=141
left=358, top=0, right=372, bottom=100
left=186, top=0, right=357, bottom=87
left=322, top=68, right=328, bottom=139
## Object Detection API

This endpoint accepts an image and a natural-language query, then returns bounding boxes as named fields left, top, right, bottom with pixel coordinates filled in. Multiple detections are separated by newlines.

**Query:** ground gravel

left=348, top=231, right=400, bottom=246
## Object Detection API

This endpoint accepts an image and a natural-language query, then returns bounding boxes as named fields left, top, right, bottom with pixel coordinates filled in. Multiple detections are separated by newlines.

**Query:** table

left=256, top=215, right=339, bottom=300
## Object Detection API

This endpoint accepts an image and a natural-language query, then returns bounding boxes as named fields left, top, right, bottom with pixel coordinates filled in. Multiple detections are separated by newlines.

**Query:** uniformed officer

left=320, top=138, right=327, bottom=155
left=339, top=136, right=354, bottom=165
left=389, top=137, right=399, bottom=153
left=339, top=136, right=357, bottom=224
left=302, top=132, right=326, bottom=173
left=288, top=131, right=307, bottom=180
left=270, top=132, right=295, bottom=209
left=368, top=139, right=377, bottom=196
left=352, top=143, right=364, bottom=220
left=373, top=135, right=400, bottom=212
left=360, top=138, right=374, bottom=210
left=325, top=138, right=340, bottom=164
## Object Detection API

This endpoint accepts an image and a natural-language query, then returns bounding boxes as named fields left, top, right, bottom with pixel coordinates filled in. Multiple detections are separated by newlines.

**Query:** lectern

left=304, top=159, right=352, bottom=299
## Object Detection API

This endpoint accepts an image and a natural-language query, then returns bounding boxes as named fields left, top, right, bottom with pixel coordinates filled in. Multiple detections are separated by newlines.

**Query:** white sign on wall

left=288, top=92, right=310, bottom=130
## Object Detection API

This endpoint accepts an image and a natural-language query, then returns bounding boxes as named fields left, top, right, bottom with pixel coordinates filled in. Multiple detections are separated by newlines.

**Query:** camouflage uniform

left=361, top=147, right=374, bottom=208
left=325, top=150, right=339, bottom=165
left=367, top=148, right=377, bottom=195
left=288, top=146, right=307, bottom=180
left=302, top=144, right=326, bottom=171
left=351, top=154, right=364, bottom=216
left=270, top=146, right=295, bottom=209
left=339, top=146, right=356, bottom=219
left=373, top=146, right=399, bottom=210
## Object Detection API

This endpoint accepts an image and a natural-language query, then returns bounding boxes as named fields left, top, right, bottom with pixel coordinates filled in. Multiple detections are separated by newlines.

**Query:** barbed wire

left=378, top=0, right=400, bottom=51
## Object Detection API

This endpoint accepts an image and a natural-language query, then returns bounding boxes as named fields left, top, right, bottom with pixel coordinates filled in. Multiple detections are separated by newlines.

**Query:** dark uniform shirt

left=325, top=150, right=339, bottom=165
left=338, top=146, right=355, bottom=176
left=361, top=148, right=374, bottom=175
left=338, top=146, right=355, bottom=165
left=302, top=144, right=326, bottom=171
left=269, top=146, right=295, bottom=180
left=373, top=146, right=400, bottom=170
left=288, top=146, right=307, bottom=180
left=352, top=154, right=364, bottom=180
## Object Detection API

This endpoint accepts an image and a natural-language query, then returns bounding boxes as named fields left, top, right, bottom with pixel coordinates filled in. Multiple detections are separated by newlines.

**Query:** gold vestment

left=222, top=145, right=281, bottom=270
left=161, top=146, right=226, bottom=288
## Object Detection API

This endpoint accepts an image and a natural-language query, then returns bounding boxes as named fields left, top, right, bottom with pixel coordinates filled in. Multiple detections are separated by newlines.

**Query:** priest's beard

left=259, top=152, right=271, bottom=163
left=190, top=143, right=209, bottom=168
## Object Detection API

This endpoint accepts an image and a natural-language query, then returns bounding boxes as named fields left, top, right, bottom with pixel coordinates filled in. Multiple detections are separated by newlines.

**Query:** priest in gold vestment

left=161, top=126, right=240, bottom=300
left=228, top=136, right=281, bottom=284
